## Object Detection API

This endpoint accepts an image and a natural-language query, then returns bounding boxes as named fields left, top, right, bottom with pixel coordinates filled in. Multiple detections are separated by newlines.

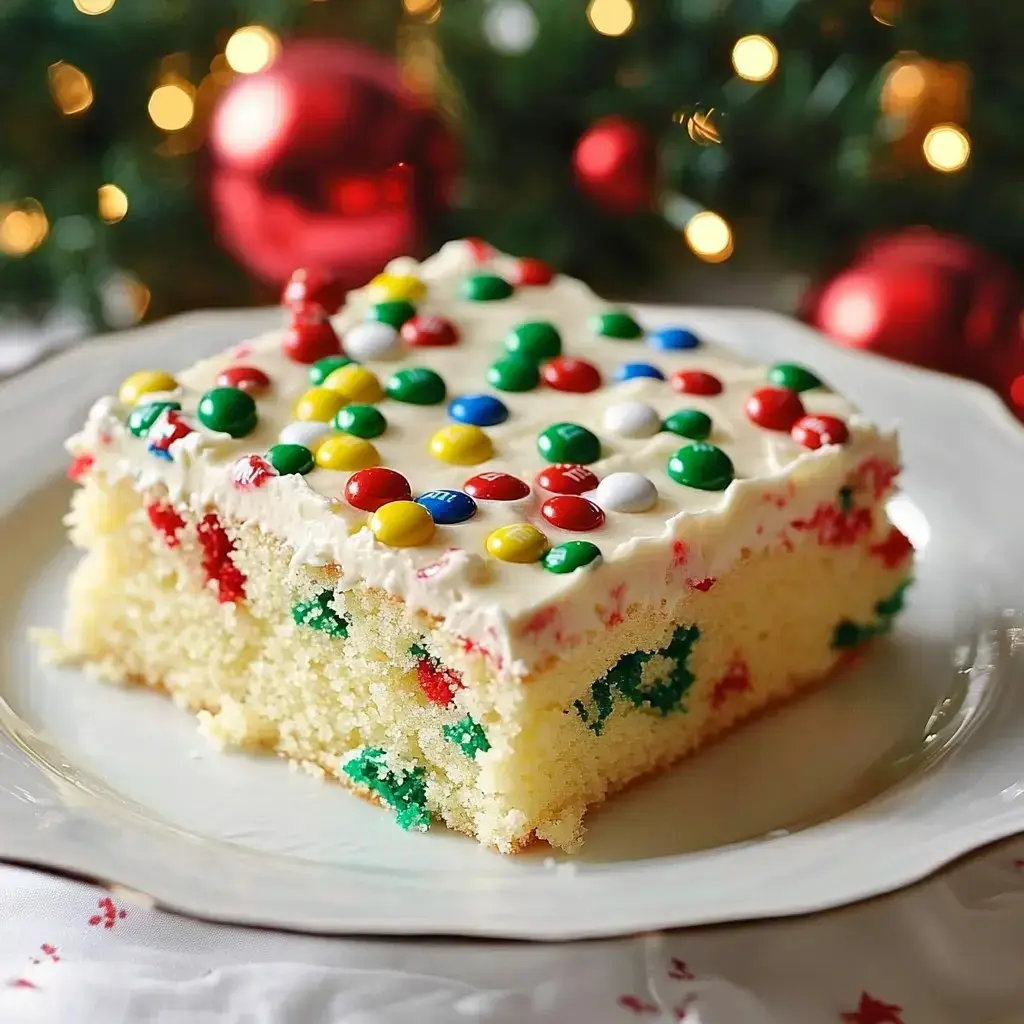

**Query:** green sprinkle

left=830, top=579, right=911, bottom=650
left=342, top=748, right=430, bottom=832
left=443, top=715, right=491, bottom=758
left=292, top=589, right=349, bottom=638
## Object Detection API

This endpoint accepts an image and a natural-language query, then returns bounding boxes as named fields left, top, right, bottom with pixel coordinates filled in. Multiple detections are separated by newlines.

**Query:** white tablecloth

left=3, top=839, right=1024, bottom=1023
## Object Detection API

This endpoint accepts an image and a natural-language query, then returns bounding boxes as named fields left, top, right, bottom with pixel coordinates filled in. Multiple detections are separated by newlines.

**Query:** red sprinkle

left=415, top=656, right=464, bottom=706
left=710, top=656, right=752, bottom=710
left=146, top=501, right=186, bottom=548
left=344, top=467, right=412, bottom=512
left=196, top=514, right=246, bottom=603
left=791, top=414, right=850, bottom=450
left=745, top=387, right=806, bottom=431
left=671, top=370, right=723, bottom=396
left=869, top=526, right=914, bottom=568
left=793, top=502, right=872, bottom=547
left=282, top=267, right=345, bottom=315
left=67, top=453, right=94, bottom=483
left=513, top=257, right=555, bottom=286
left=232, top=454, right=276, bottom=490
left=401, top=314, right=459, bottom=348
left=687, top=576, right=716, bottom=592
left=535, top=463, right=599, bottom=495
left=283, top=305, right=343, bottom=365
left=541, top=356, right=602, bottom=393
left=216, top=365, right=270, bottom=395
left=541, top=495, right=605, bottom=532
left=464, top=471, right=531, bottom=501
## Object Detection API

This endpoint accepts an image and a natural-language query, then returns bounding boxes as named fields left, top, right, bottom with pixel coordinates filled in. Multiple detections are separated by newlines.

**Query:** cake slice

left=57, top=240, right=913, bottom=853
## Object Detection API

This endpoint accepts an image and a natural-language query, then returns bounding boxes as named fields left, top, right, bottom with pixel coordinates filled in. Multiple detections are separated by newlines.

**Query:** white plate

left=1, top=307, right=1023, bottom=941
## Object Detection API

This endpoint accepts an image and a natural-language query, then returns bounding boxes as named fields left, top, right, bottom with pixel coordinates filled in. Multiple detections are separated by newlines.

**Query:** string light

left=403, top=0, right=439, bottom=13
left=586, top=0, right=634, bottom=37
left=98, top=184, right=129, bottom=223
left=731, top=35, right=778, bottom=82
left=882, top=60, right=926, bottom=111
left=870, top=0, right=899, bottom=26
left=73, top=0, right=116, bottom=13
left=923, top=123, right=971, bottom=172
left=224, top=26, right=280, bottom=75
left=0, top=200, right=49, bottom=257
left=148, top=81, right=195, bottom=132
left=48, top=62, right=94, bottom=116
left=684, top=211, right=733, bottom=263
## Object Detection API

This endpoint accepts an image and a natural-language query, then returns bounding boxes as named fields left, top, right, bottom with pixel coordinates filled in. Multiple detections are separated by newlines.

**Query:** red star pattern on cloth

left=88, top=896, right=127, bottom=929
left=841, top=992, right=905, bottom=1023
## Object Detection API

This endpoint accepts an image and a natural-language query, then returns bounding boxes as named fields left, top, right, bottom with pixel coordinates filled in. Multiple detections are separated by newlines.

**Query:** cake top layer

left=71, top=240, right=897, bottom=675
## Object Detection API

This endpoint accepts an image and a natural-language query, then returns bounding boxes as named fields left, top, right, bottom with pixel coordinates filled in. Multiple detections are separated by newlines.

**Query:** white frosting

left=69, top=240, right=899, bottom=677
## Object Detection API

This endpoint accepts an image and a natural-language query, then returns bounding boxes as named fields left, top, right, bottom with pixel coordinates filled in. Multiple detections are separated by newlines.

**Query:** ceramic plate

left=1, top=307, right=1023, bottom=941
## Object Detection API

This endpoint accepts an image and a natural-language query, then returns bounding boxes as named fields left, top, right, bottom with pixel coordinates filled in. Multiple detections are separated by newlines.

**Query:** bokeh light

left=225, top=26, right=280, bottom=75
left=148, top=81, right=196, bottom=132
left=98, top=184, right=129, bottom=223
left=587, top=0, right=635, bottom=37
left=883, top=61, right=926, bottom=110
left=48, top=62, right=94, bottom=115
left=0, top=200, right=49, bottom=257
left=922, top=123, right=970, bottom=172
left=403, top=0, right=437, bottom=12
left=684, top=211, right=733, bottom=263
left=731, top=35, right=778, bottom=82
left=73, top=0, right=116, bottom=13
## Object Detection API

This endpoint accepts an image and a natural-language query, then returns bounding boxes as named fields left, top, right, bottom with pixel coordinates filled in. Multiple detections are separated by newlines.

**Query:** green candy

left=487, top=354, right=540, bottom=392
left=443, top=715, right=491, bottom=758
left=197, top=387, right=257, bottom=438
left=128, top=400, right=180, bottom=438
left=292, top=588, right=349, bottom=638
left=308, top=355, right=353, bottom=386
left=767, top=362, right=822, bottom=393
left=335, top=403, right=387, bottom=438
left=341, top=748, right=429, bottom=832
left=537, top=422, right=601, bottom=464
left=590, top=310, right=643, bottom=339
left=667, top=443, right=734, bottom=491
left=386, top=367, right=446, bottom=405
left=662, top=408, right=712, bottom=441
left=543, top=541, right=602, bottom=574
left=266, top=443, right=314, bottom=476
left=504, top=321, right=562, bottom=361
left=370, top=300, right=416, bottom=328
left=461, top=273, right=514, bottom=302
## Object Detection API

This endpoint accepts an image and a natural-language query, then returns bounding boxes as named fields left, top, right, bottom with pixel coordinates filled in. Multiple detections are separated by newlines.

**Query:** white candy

left=595, top=472, right=658, bottom=513
left=602, top=400, right=661, bottom=439
left=344, top=320, right=402, bottom=362
left=279, top=421, right=332, bottom=449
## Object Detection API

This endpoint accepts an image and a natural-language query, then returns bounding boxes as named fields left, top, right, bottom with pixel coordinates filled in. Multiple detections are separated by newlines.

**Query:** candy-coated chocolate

left=461, top=272, right=514, bottom=301
left=487, top=354, right=540, bottom=392
left=512, top=257, right=555, bottom=286
left=387, top=367, right=447, bottom=405
left=485, top=523, right=548, bottom=563
left=662, top=408, right=712, bottom=441
left=448, top=393, right=508, bottom=427
left=345, top=467, right=413, bottom=511
left=429, top=424, right=494, bottom=465
left=322, top=364, right=384, bottom=404
left=216, top=365, right=270, bottom=395
left=590, top=310, right=643, bottom=339
left=370, top=300, right=417, bottom=328
left=294, top=387, right=347, bottom=423
left=415, top=488, right=477, bottom=524
left=745, top=386, right=806, bottom=431
left=367, top=273, right=426, bottom=304
left=537, top=422, right=601, bottom=464
left=791, top=414, right=850, bottom=449
left=648, top=326, right=700, bottom=351
left=370, top=500, right=434, bottom=547
left=667, top=443, right=735, bottom=491
left=465, top=237, right=494, bottom=262
left=308, top=355, right=353, bottom=387
left=345, top=320, right=403, bottom=362
left=504, top=321, right=562, bottom=361
left=541, top=495, right=605, bottom=532
left=282, top=267, right=344, bottom=314
left=118, top=370, right=178, bottom=406
left=542, top=540, right=601, bottom=574
left=541, top=356, right=602, bottom=393
left=335, top=404, right=388, bottom=439
left=602, top=400, right=661, bottom=438
left=315, top=434, right=381, bottom=471
left=128, top=400, right=180, bottom=437
left=278, top=421, right=331, bottom=450
left=535, top=463, right=599, bottom=495
left=464, top=471, right=531, bottom=501
left=401, top=314, right=459, bottom=348
left=594, top=471, right=657, bottom=512
left=614, top=361, right=664, bottom=382
left=282, top=311, right=342, bottom=365
left=197, top=387, right=258, bottom=438
left=767, top=363, right=822, bottom=393
left=671, top=370, right=723, bottom=396
left=266, top=443, right=314, bottom=476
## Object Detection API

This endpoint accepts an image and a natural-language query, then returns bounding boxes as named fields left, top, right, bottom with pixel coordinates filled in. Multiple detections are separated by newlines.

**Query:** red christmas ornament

left=282, top=305, right=342, bottom=365
left=573, top=116, right=656, bottom=214
left=745, top=387, right=806, bottom=432
left=208, top=40, right=457, bottom=289
left=541, top=356, right=602, bottom=393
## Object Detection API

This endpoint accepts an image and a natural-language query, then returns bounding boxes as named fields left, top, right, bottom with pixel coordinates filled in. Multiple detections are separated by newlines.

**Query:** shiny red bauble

left=573, top=116, right=656, bottom=214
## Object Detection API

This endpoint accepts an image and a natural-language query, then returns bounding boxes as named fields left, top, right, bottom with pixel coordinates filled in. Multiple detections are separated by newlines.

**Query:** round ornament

left=573, top=116, right=655, bottom=214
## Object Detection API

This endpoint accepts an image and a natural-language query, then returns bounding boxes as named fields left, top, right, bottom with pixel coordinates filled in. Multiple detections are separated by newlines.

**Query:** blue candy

left=415, top=489, right=478, bottom=525
left=614, top=361, right=665, bottom=382
left=448, top=393, right=509, bottom=427
left=648, top=326, right=701, bottom=351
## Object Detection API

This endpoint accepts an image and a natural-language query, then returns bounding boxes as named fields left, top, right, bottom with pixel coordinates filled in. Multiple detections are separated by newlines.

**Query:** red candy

left=400, top=314, right=459, bottom=348
left=232, top=454, right=276, bottom=490
left=216, top=365, right=271, bottom=395
left=791, top=414, right=850, bottom=449
left=745, top=386, right=806, bottom=432
left=282, top=267, right=345, bottom=315
left=671, top=370, right=723, bottom=396
left=541, top=495, right=605, bottom=532
left=415, top=656, right=464, bottom=706
left=282, top=306, right=343, bottom=365
left=67, top=453, right=94, bottom=483
left=146, top=501, right=186, bottom=548
left=541, top=356, right=602, bottom=393
left=196, top=513, right=246, bottom=604
left=513, top=257, right=555, bottom=286
left=465, top=238, right=493, bottom=263
left=344, top=467, right=412, bottom=512
left=464, top=471, right=531, bottom=501
left=536, top=463, right=599, bottom=495
left=148, top=409, right=193, bottom=454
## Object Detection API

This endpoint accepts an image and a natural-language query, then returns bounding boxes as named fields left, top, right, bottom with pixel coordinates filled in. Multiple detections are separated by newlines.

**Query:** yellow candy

left=118, top=370, right=178, bottom=406
left=370, top=500, right=435, bottom=548
left=367, top=272, right=426, bottom=304
left=294, top=387, right=346, bottom=423
left=315, top=435, right=380, bottom=471
left=429, top=424, right=494, bottom=466
left=322, top=364, right=384, bottom=405
left=485, top=523, right=548, bottom=564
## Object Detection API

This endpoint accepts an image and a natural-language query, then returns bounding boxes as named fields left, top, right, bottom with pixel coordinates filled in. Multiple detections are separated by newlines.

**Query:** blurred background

left=0, top=0, right=1021, bottom=412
